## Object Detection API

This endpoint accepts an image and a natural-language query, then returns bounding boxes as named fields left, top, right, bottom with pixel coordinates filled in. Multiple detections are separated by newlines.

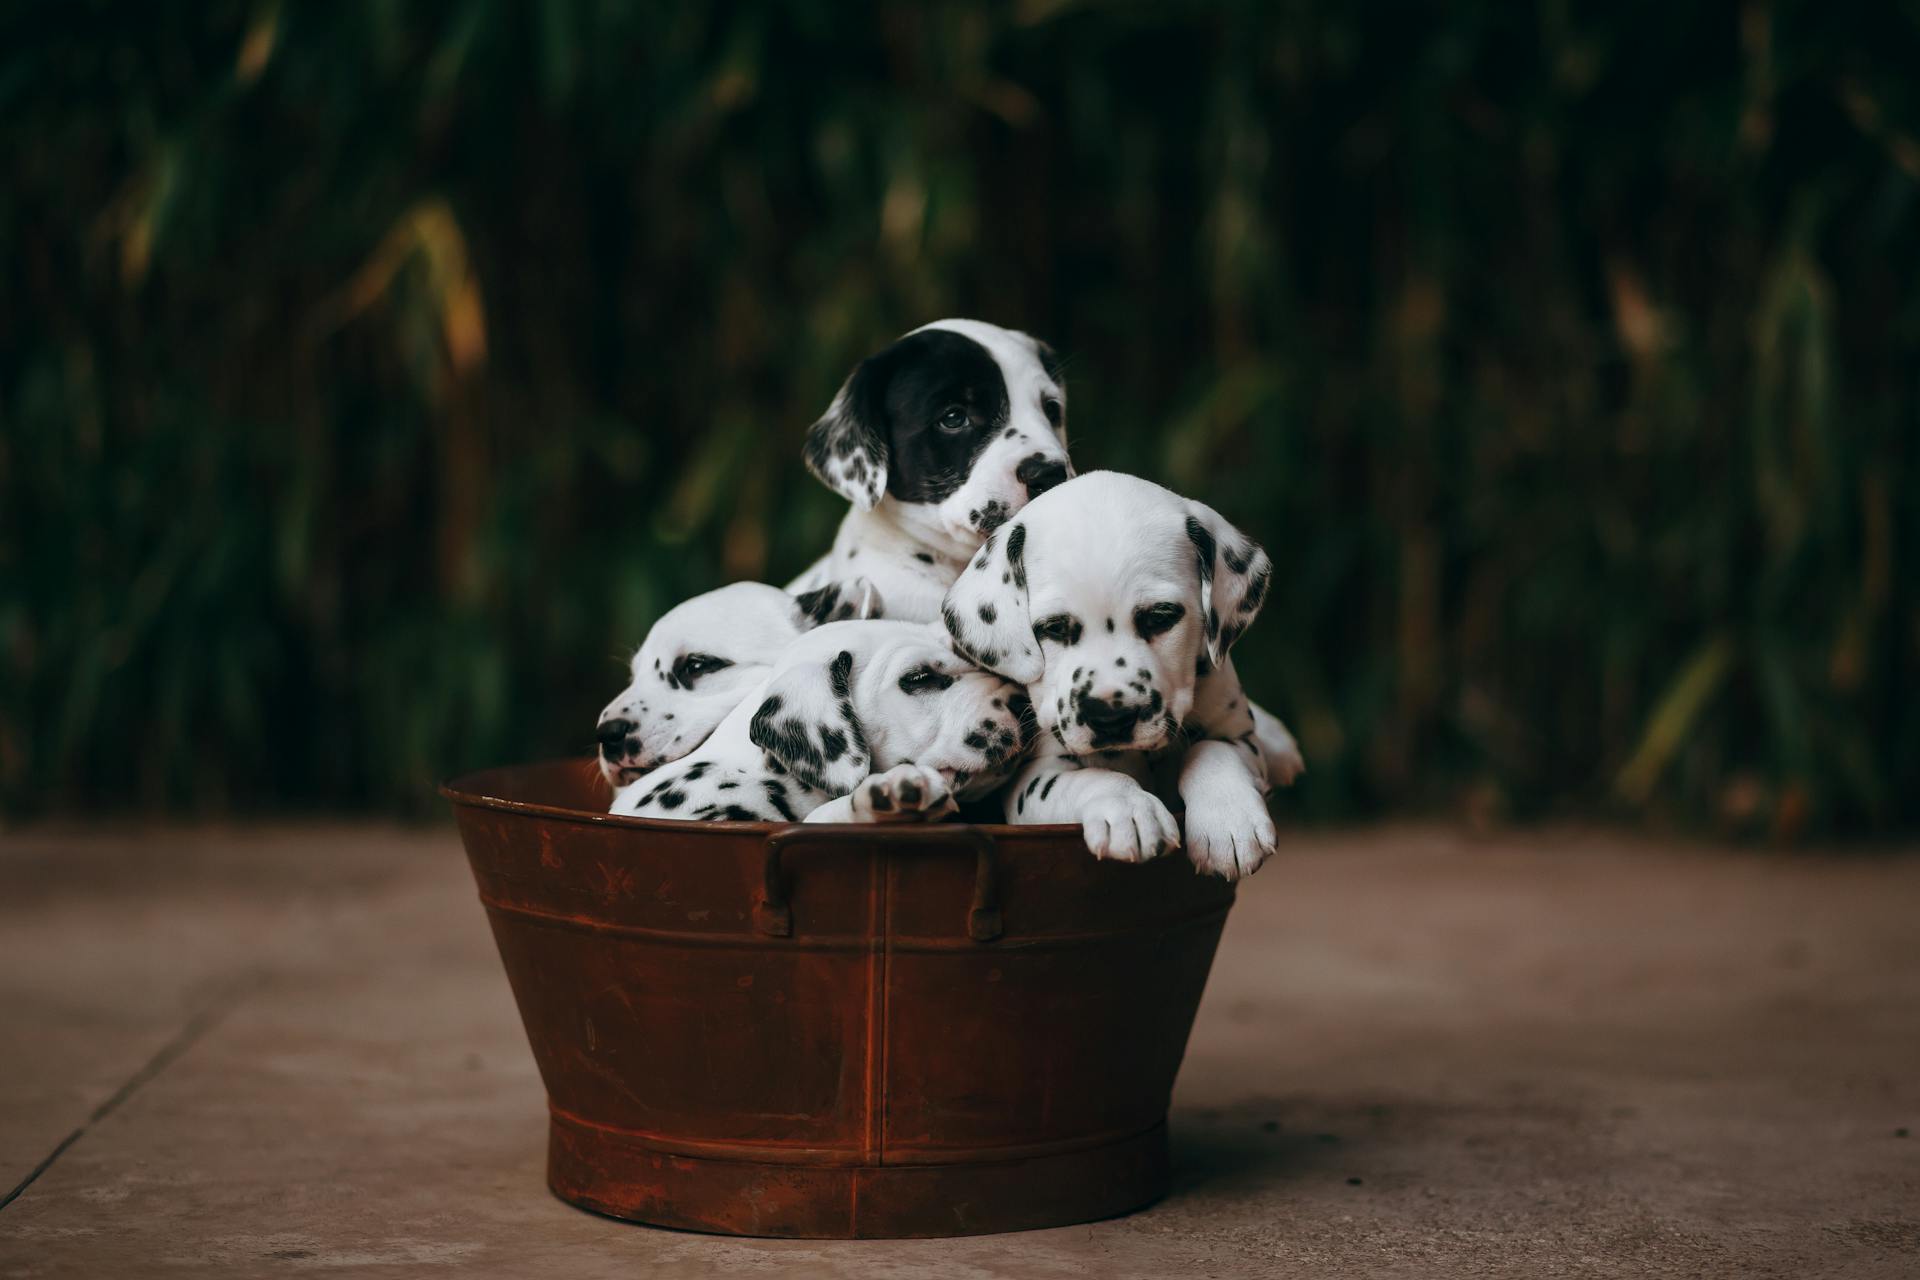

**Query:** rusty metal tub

left=443, top=758, right=1234, bottom=1238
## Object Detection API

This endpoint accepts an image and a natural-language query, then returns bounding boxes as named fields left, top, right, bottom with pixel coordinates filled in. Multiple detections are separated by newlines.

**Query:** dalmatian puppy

left=941, top=471, right=1284, bottom=879
left=595, top=579, right=878, bottom=786
left=788, top=319, right=1074, bottom=624
left=610, top=620, right=1029, bottom=824
left=790, top=319, right=1305, bottom=787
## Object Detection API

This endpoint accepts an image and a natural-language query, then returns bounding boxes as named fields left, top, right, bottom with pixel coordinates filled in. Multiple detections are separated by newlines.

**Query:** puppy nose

left=1078, top=697, right=1136, bottom=740
left=1016, top=454, right=1068, bottom=497
left=596, top=718, right=635, bottom=754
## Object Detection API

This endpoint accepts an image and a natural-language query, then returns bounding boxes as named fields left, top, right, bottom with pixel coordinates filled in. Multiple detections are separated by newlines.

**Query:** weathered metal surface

left=443, top=758, right=1233, bottom=1239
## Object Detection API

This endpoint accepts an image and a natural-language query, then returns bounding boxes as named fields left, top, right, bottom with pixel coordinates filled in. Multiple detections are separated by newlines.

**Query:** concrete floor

left=1, top=822, right=1915, bottom=1279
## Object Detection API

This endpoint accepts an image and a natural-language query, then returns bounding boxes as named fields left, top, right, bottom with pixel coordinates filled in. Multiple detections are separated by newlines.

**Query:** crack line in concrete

left=0, top=978, right=255, bottom=1214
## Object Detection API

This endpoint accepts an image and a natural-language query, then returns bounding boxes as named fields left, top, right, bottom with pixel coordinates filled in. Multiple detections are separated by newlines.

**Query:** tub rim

left=441, top=757, right=1084, bottom=842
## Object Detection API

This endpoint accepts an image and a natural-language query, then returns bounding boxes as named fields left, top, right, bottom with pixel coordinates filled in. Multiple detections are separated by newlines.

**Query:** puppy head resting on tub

left=940, top=471, right=1272, bottom=757
left=595, top=580, right=879, bottom=786
left=610, top=620, right=1032, bottom=822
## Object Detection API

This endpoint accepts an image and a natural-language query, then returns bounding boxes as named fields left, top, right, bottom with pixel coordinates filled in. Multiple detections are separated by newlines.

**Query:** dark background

left=3, top=1, right=1915, bottom=833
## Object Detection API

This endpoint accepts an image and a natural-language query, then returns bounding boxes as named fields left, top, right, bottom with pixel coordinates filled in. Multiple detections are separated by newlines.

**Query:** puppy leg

left=1249, top=702, right=1306, bottom=786
left=1006, top=753, right=1180, bottom=864
left=1191, top=660, right=1304, bottom=787
left=1188, top=659, right=1296, bottom=789
left=1178, top=739, right=1278, bottom=880
left=806, top=763, right=956, bottom=824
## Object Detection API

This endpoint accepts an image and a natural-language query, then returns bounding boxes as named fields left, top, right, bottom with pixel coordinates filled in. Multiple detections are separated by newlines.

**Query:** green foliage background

left=3, top=2, right=1916, bottom=831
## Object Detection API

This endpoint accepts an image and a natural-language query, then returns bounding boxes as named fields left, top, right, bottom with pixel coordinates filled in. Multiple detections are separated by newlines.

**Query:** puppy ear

left=941, top=521, right=1043, bottom=684
left=792, top=577, right=884, bottom=628
left=1184, top=502, right=1273, bottom=674
left=802, top=357, right=889, bottom=511
left=1034, top=337, right=1067, bottom=388
left=748, top=649, right=871, bottom=796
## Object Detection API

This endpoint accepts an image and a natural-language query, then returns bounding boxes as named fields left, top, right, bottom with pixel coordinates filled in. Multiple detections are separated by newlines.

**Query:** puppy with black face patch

left=942, top=471, right=1284, bottom=879
left=788, top=319, right=1074, bottom=624
left=789, top=319, right=1305, bottom=788
left=610, top=620, right=1028, bottom=825
left=595, top=579, right=878, bottom=786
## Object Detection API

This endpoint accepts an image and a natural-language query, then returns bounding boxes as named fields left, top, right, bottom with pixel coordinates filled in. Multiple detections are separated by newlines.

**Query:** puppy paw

left=1182, top=783, right=1277, bottom=881
left=850, top=763, right=956, bottom=823
left=795, top=576, right=886, bottom=626
left=1079, top=790, right=1180, bottom=864
left=1264, top=740, right=1305, bottom=788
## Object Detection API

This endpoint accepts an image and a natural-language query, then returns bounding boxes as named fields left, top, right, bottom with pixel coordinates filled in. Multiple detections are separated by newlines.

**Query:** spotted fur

left=612, top=620, right=1030, bottom=826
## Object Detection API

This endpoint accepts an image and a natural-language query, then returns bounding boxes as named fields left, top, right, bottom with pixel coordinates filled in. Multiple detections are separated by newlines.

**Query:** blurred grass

left=2, top=1, right=1916, bottom=833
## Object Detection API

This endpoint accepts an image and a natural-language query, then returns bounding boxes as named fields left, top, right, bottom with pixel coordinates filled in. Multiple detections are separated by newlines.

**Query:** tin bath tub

left=444, top=758, right=1233, bottom=1238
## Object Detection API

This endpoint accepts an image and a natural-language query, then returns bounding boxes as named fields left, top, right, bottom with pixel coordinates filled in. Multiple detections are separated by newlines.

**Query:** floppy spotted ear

left=748, top=649, right=872, bottom=796
left=1184, top=501, right=1274, bottom=675
left=940, top=521, right=1043, bottom=684
left=802, top=356, right=889, bottom=510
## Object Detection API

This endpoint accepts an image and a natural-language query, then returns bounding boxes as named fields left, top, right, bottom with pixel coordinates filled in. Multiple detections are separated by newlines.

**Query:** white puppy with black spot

left=611, top=620, right=1028, bottom=824
left=595, top=579, right=878, bottom=786
left=942, top=471, right=1283, bottom=879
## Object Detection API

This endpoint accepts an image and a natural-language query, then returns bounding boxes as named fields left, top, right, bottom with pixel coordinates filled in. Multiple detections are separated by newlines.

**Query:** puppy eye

left=1033, top=614, right=1083, bottom=646
left=1042, top=397, right=1062, bottom=428
left=1134, top=603, right=1186, bottom=639
left=936, top=405, right=969, bottom=432
left=898, top=666, right=955, bottom=694
left=672, top=653, right=733, bottom=686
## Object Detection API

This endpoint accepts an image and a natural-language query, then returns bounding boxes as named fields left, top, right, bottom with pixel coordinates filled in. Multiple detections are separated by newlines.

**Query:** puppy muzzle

left=1077, top=696, right=1149, bottom=746
left=940, top=704, right=1026, bottom=797
left=1015, top=453, right=1069, bottom=498
left=1059, top=694, right=1178, bottom=756
left=596, top=717, right=659, bottom=784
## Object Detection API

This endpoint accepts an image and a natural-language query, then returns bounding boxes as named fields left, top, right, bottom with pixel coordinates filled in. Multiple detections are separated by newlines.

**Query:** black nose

left=597, top=718, right=635, bottom=754
left=1078, top=697, right=1137, bottom=742
left=1016, top=454, right=1069, bottom=497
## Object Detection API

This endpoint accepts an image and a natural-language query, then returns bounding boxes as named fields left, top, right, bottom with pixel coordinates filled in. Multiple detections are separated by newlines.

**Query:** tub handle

left=755, top=826, right=1003, bottom=943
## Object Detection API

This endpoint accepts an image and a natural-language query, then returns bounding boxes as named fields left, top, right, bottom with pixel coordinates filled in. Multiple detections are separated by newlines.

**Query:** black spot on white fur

left=1186, top=514, right=1221, bottom=641
left=763, top=779, right=797, bottom=821
left=748, top=664, right=867, bottom=797
left=1005, top=523, right=1027, bottom=591
left=798, top=582, right=882, bottom=624
left=1240, top=563, right=1270, bottom=614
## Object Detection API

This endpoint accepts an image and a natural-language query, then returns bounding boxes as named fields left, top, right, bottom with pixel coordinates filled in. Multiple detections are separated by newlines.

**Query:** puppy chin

left=1055, top=718, right=1176, bottom=758
left=598, top=754, right=660, bottom=787
left=927, top=730, right=1023, bottom=798
left=943, top=758, right=1014, bottom=800
left=1131, top=718, right=1178, bottom=753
